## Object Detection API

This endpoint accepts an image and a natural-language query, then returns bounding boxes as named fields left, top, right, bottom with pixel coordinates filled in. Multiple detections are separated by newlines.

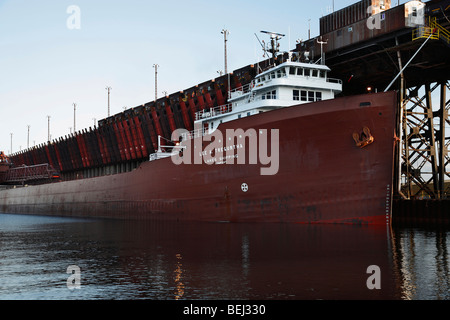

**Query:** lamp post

left=105, top=86, right=112, bottom=117
left=27, top=125, right=30, bottom=149
left=153, top=64, right=159, bottom=101
left=221, top=29, right=229, bottom=74
left=47, top=115, right=51, bottom=143
left=73, top=103, right=77, bottom=133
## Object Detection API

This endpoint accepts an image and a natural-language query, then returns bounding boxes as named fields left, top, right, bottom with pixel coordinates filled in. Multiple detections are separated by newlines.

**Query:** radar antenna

left=259, top=30, right=285, bottom=61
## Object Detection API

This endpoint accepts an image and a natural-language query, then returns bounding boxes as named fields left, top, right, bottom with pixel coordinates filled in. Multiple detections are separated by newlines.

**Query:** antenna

left=260, top=30, right=286, bottom=38
left=317, top=37, right=328, bottom=65
left=259, top=31, right=285, bottom=62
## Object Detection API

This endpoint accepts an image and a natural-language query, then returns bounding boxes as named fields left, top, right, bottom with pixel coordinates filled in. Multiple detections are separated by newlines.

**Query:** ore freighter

left=0, top=32, right=397, bottom=225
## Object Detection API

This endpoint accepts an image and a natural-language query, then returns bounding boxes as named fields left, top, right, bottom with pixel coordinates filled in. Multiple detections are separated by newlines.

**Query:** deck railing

left=195, top=103, right=233, bottom=121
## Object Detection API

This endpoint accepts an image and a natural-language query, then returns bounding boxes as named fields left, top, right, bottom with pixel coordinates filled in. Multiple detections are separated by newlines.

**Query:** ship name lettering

left=172, top=122, right=279, bottom=176
left=199, top=143, right=243, bottom=157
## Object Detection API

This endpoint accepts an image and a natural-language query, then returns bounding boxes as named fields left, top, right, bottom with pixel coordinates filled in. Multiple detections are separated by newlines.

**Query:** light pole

left=153, top=64, right=159, bottom=101
left=27, top=125, right=30, bottom=149
left=47, top=115, right=51, bottom=143
left=105, top=86, right=112, bottom=117
left=73, top=103, right=77, bottom=133
left=221, top=29, right=229, bottom=74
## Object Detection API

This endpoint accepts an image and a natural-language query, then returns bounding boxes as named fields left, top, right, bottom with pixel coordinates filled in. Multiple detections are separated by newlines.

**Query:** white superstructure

left=150, top=32, right=343, bottom=160
left=194, top=57, right=342, bottom=136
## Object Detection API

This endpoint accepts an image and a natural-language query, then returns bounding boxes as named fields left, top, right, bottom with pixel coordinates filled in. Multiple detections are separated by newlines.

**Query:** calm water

left=0, top=212, right=449, bottom=300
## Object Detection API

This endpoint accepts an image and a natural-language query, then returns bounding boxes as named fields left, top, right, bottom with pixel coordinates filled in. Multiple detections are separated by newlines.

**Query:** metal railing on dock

left=4, top=163, right=60, bottom=183
left=412, top=16, right=450, bottom=45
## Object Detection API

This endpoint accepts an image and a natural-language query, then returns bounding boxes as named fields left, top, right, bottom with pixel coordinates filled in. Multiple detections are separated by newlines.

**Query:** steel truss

left=398, top=80, right=449, bottom=199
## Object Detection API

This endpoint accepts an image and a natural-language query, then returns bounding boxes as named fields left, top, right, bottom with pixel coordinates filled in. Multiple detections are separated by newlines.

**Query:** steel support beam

left=425, top=83, right=440, bottom=198
left=400, top=81, right=449, bottom=199
left=440, top=81, right=450, bottom=197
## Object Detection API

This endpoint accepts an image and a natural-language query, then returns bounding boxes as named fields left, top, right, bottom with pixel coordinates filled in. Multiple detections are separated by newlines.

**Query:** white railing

left=327, top=78, right=342, bottom=85
left=193, top=75, right=341, bottom=123
left=180, top=127, right=206, bottom=141
left=195, top=103, right=233, bottom=121
left=230, top=81, right=254, bottom=95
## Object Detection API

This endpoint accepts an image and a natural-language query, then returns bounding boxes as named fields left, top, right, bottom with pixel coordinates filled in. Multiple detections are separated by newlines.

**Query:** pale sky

left=0, top=0, right=409, bottom=154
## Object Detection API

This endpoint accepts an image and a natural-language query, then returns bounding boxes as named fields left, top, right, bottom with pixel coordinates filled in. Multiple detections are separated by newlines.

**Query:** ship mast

left=260, top=30, right=285, bottom=64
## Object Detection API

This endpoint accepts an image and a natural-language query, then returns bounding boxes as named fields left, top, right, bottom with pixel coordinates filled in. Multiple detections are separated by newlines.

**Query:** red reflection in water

left=115, top=221, right=402, bottom=300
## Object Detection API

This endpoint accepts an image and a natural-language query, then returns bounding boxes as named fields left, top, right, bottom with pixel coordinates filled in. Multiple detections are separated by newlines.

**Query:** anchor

left=353, top=126, right=374, bottom=148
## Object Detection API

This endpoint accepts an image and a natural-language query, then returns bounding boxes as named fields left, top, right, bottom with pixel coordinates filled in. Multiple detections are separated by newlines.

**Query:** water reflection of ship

left=174, top=253, right=184, bottom=300
left=109, top=221, right=448, bottom=299
left=115, top=221, right=402, bottom=299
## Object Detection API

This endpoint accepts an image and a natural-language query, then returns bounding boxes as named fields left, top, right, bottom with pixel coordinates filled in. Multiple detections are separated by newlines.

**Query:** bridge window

left=304, top=69, right=310, bottom=77
left=270, top=90, right=277, bottom=99
left=301, top=90, right=307, bottom=101
left=261, top=90, right=276, bottom=100
left=297, top=68, right=303, bottom=76
left=296, top=90, right=322, bottom=102
left=289, top=67, right=296, bottom=75
left=312, top=69, right=318, bottom=77
left=277, top=68, right=286, bottom=78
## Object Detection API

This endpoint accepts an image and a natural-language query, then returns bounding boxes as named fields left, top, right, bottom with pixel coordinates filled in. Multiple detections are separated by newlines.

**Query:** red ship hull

left=0, top=92, right=397, bottom=225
